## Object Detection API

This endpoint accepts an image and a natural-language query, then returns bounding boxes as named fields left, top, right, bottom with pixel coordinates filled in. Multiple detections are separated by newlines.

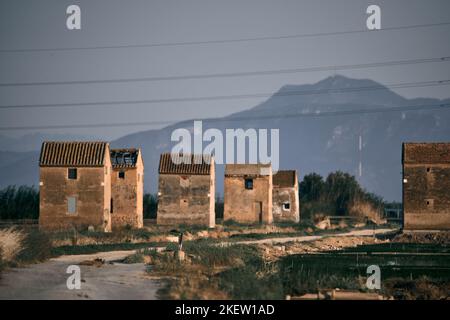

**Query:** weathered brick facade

left=39, top=142, right=112, bottom=232
left=157, top=153, right=215, bottom=228
left=110, top=149, right=144, bottom=229
left=272, top=170, right=300, bottom=223
left=402, top=143, right=450, bottom=230
left=224, top=164, right=273, bottom=224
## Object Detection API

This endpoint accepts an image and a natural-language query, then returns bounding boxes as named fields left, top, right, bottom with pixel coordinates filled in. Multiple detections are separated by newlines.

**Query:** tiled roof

left=403, top=143, right=450, bottom=164
left=273, top=170, right=297, bottom=187
left=225, top=164, right=272, bottom=176
left=39, top=141, right=108, bottom=167
left=158, top=153, right=212, bottom=175
left=111, top=148, right=140, bottom=169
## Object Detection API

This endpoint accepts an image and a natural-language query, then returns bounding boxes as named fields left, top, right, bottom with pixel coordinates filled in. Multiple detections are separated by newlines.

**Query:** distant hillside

left=112, top=75, right=450, bottom=201
left=1, top=75, right=449, bottom=201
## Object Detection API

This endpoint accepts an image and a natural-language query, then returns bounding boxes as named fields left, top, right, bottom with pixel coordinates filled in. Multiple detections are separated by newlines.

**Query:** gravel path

left=229, top=228, right=396, bottom=245
left=0, top=250, right=162, bottom=300
left=0, top=228, right=396, bottom=299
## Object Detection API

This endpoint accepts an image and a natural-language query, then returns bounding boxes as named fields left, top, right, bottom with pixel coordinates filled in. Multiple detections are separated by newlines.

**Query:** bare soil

left=0, top=250, right=162, bottom=300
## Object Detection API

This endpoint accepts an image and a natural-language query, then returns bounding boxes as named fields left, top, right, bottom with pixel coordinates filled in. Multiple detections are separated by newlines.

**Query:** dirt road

left=0, top=228, right=396, bottom=299
left=228, top=228, right=396, bottom=245
left=0, top=250, right=162, bottom=300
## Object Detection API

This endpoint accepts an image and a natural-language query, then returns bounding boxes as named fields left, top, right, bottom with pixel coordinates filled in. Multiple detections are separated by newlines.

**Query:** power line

left=1, top=103, right=448, bottom=131
left=1, top=21, right=450, bottom=53
left=1, top=79, right=449, bottom=110
left=1, top=56, right=449, bottom=88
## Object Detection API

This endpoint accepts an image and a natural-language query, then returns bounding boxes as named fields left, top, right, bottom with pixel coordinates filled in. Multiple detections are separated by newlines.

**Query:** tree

left=143, top=193, right=158, bottom=219
left=0, top=185, right=39, bottom=219
left=299, top=171, right=384, bottom=218
left=299, top=173, right=325, bottom=202
left=324, top=171, right=361, bottom=215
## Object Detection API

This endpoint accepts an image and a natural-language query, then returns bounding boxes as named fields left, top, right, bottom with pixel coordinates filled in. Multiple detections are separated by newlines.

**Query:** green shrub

left=150, top=251, right=185, bottom=274
left=184, top=242, right=260, bottom=268
left=143, top=194, right=158, bottom=219
left=131, top=228, right=155, bottom=240
left=218, top=266, right=284, bottom=300
left=278, top=254, right=363, bottom=295
left=122, top=252, right=145, bottom=264
left=165, top=242, right=180, bottom=252
left=299, top=171, right=384, bottom=218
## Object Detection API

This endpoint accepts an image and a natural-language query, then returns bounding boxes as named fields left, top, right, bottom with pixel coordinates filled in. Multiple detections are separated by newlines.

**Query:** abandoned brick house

left=39, top=141, right=112, bottom=232
left=110, top=148, right=144, bottom=229
left=157, top=153, right=215, bottom=228
left=272, top=170, right=300, bottom=223
left=402, top=142, right=450, bottom=230
left=224, top=164, right=273, bottom=224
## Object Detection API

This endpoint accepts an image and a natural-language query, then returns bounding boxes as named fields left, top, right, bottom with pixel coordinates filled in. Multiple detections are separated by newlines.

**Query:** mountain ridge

left=1, top=75, right=449, bottom=201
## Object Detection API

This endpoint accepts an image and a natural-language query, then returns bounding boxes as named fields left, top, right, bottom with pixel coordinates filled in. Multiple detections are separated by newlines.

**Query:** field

left=0, top=222, right=449, bottom=300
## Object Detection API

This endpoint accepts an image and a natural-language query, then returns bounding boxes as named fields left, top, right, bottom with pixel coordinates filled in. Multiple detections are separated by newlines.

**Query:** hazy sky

left=0, top=0, right=449, bottom=140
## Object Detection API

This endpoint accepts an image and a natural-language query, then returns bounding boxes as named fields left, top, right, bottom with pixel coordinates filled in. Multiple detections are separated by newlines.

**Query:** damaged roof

left=39, top=141, right=108, bottom=167
left=110, top=148, right=140, bottom=169
left=158, top=153, right=212, bottom=175
left=403, top=143, right=450, bottom=164
left=273, top=170, right=297, bottom=187
left=225, top=164, right=272, bottom=176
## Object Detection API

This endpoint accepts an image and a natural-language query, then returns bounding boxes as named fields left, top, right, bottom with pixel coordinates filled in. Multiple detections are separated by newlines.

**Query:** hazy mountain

left=112, top=75, right=450, bottom=201
left=2, top=75, right=450, bottom=201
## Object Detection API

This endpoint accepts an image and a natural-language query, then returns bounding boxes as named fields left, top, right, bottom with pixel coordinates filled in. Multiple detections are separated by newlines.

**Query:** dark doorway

left=255, top=201, right=263, bottom=223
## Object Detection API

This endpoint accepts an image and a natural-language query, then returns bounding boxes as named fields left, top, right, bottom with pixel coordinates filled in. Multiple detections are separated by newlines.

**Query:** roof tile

left=39, top=141, right=108, bottom=167
left=158, top=153, right=212, bottom=175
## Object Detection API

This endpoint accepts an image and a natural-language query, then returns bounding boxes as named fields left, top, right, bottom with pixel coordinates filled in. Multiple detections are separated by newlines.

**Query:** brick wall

left=403, top=143, right=450, bottom=230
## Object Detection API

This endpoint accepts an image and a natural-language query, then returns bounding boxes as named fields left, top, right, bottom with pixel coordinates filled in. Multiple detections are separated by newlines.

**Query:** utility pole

left=359, top=134, right=363, bottom=178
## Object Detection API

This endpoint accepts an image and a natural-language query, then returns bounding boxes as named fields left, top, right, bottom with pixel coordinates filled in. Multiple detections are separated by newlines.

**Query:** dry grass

left=349, top=200, right=384, bottom=223
left=259, top=235, right=388, bottom=262
left=394, top=232, right=450, bottom=244
left=49, top=224, right=305, bottom=248
left=383, top=277, right=450, bottom=300
left=145, top=242, right=262, bottom=299
left=50, top=227, right=165, bottom=247
left=0, top=227, right=26, bottom=262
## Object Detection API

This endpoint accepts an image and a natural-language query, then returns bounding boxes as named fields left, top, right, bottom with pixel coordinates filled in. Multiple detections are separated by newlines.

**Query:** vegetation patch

left=146, top=241, right=263, bottom=299
left=146, top=238, right=450, bottom=300
left=51, top=241, right=167, bottom=256
left=15, top=230, right=53, bottom=264
left=49, top=227, right=163, bottom=247
left=143, top=194, right=158, bottom=219
left=122, top=252, right=145, bottom=264
left=277, top=242, right=450, bottom=298
left=383, top=277, right=450, bottom=300
left=0, top=186, right=39, bottom=220
left=228, top=232, right=301, bottom=241
left=185, top=242, right=260, bottom=268
left=299, top=171, right=383, bottom=220
left=0, top=248, right=4, bottom=276
left=0, top=228, right=52, bottom=267
left=218, top=262, right=284, bottom=299
left=0, top=227, right=25, bottom=262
